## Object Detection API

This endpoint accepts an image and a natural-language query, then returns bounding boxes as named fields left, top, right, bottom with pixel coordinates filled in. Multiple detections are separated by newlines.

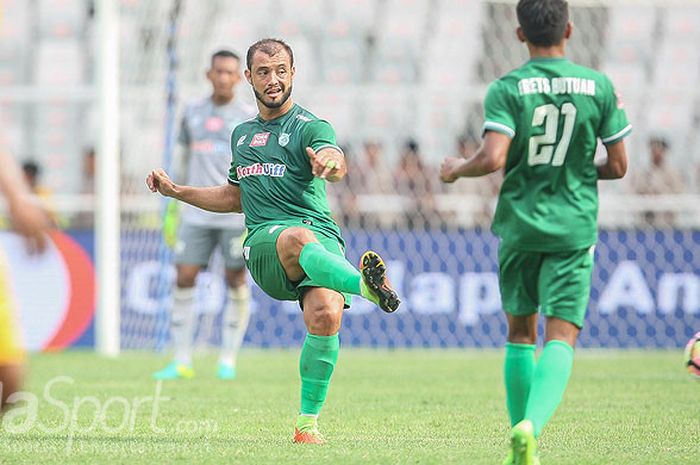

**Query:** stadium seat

left=607, top=5, right=656, bottom=44
left=653, top=43, right=700, bottom=89
left=341, top=88, right=415, bottom=153
left=299, top=87, right=359, bottom=143
left=601, top=63, right=648, bottom=93
left=34, top=40, right=84, bottom=86
left=37, top=0, right=85, bottom=38
left=277, top=0, right=328, bottom=29
left=663, top=6, right=700, bottom=39
left=330, top=0, right=376, bottom=29
left=320, top=39, right=366, bottom=84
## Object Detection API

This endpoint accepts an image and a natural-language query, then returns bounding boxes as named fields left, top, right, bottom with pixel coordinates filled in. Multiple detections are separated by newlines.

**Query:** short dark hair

left=405, top=139, right=420, bottom=153
left=649, top=136, right=670, bottom=150
left=516, top=0, right=569, bottom=47
left=22, top=161, right=39, bottom=177
left=246, top=38, right=294, bottom=70
left=210, top=49, right=239, bottom=67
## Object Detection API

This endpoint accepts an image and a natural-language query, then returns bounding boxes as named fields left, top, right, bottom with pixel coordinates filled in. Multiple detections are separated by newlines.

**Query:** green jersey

left=227, top=103, right=344, bottom=242
left=483, top=57, right=631, bottom=252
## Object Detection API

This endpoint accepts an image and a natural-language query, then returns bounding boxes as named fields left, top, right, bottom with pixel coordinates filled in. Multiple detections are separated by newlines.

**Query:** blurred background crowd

left=1, top=0, right=699, bottom=231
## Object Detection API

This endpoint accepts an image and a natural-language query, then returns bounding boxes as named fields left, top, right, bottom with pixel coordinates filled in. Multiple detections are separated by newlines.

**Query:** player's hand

left=8, top=196, right=51, bottom=254
left=440, top=157, right=463, bottom=184
left=306, top=147, right=340, bottom=180
left=146, top=168, right=178, bottom=198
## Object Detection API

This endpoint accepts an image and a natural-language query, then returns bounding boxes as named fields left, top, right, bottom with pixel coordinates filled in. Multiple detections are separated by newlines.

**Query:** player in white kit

left=153, top=50, right=256, bottom=380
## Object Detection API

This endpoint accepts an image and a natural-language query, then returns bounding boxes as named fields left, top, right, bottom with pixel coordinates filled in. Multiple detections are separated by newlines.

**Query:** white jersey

left=177, top=96, right=255, bottom=228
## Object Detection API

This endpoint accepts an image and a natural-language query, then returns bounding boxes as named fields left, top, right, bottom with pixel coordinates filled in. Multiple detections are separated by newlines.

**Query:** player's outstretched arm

left=440, top=131, right=510, bottom=183
left=146, top=168, right=242, bottom=213
left=306, top=147, right=346, bottom=182
left=597, top=140, right=628, bottom=180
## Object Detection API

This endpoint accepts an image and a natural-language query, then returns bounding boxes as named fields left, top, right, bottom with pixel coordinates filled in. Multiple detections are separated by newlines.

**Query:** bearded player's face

left=246, top=50, right=294, bottom=109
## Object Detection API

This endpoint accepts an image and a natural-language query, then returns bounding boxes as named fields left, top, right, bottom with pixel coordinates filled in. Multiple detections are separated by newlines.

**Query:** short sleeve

left=177, top=108, right=190, bottom=147
left=301, top=119, right=344, bottom=156
left=598, top=75, right=632, bottom=145
left=227, top=127, right=240, bottom=185
left=482, top=80, right=517, bottom=138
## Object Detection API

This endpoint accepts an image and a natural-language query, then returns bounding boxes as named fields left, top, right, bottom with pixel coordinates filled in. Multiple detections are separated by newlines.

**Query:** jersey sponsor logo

left=278, top=133, right=290, bottom=147
left=191, top=140, right=229, bottom=154
left=296, top=114, right=312, bottom=122
left=250, top=132, right=271, bottom=147
left=236, top=162, right=287, bottom=179
left=236, top=135, right=247, bottom=146
left=205, top=116, right=224, bottom=132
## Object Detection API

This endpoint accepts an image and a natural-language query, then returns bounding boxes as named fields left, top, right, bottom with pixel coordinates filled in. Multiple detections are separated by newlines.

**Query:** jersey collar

left=527, top=56, right=568, bottom=63
left=256, top=103, right=299, bottom=126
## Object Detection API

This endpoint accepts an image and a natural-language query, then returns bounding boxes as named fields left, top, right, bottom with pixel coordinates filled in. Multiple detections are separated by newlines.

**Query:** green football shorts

left=242, top=220, right=351, bottom=307
left=498, top=243, right=595, bottom=328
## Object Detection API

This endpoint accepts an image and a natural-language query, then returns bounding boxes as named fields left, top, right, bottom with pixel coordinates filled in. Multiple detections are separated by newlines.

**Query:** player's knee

left=544, top=317, right=580, bottom=347
left=225, top=269, right=247, bottom=288
left=507, top=313, right=538, bottom=344
left=278, top=227, right=317, bottom=256
left=176, top=276, right=196, bottom=288
left=305, top=304, right=342, bottom=336
left=176, top=266, right=199, bottom=288
left=508, top=322, right=536, bottom=343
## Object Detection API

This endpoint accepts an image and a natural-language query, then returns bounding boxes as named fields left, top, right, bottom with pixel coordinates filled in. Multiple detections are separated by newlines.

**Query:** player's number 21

left=528, top=102, right=577, bottom=167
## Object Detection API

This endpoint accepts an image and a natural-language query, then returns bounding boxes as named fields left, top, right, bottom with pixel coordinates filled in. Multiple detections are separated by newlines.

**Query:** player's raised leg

left=293, top=287, right=344, bottom=444
left=218, top=266, right=251, bottom=380
left=277, top=227, right=400, bottom=313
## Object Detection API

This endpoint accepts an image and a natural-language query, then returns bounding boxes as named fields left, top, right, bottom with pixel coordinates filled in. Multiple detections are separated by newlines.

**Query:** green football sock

left=299, top=333, right=340, bottom=416
left=299, top=242, right=361, bottom=295
left=504, top=342, right=537, bottom=427
left=524, top=340, right=574, bottom=437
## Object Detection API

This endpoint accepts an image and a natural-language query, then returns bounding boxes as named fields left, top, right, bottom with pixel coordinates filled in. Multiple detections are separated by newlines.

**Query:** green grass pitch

left=1, top=349, right=697, bottom=464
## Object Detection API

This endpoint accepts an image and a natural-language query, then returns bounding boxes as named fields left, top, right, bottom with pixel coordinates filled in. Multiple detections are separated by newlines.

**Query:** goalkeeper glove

left=163, top=200, right=180, bottom=249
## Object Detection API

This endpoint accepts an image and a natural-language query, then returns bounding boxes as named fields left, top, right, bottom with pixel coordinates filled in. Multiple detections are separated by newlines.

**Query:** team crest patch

left=250, top=132, right=270, bottom=147
left=278, top=133, right=290, bottom=147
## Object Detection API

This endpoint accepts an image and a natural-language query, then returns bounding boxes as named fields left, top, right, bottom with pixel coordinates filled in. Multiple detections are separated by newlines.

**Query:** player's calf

left=0, top=364, right=24, bottom=411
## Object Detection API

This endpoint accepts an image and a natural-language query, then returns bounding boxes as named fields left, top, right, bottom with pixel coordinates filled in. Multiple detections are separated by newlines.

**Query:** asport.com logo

left=0, top=231, right=95, bottom=351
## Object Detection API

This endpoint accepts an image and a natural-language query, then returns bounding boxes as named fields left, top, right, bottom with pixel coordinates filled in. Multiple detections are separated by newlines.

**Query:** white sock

left=171, top=286, right=195, bottom=366
left=219, top=285, right=250, bottom=367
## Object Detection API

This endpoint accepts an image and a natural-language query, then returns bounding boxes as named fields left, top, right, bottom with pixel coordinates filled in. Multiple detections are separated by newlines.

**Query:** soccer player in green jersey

left=440, top=1, right=630, bottom=464
left=147, top=38, right=400, bottom=444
